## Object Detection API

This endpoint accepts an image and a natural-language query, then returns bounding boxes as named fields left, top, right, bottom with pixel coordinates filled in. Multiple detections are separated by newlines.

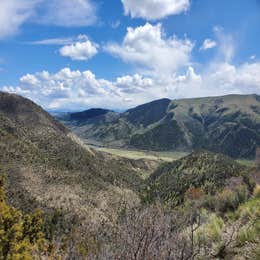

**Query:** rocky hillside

left=0, top=91, right=148, bottom=225
left=61, top=94, right=260, bottom=158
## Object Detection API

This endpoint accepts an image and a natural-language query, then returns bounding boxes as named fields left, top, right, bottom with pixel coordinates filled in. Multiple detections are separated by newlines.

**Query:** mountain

left=144, top=150, right=247, bottom=204
left=0, top=91, right=150, bottom=225
left=58, top=108, right=113, bottom=123
left=61, top=94, right=260, bottom=158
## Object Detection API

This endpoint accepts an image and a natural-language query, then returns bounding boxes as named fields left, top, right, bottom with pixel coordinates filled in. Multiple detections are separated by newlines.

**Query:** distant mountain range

left=59, top=94, right=260, bottom=158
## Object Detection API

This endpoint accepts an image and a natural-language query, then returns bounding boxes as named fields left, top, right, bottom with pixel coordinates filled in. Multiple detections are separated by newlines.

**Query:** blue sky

left=0, top=0, right=260, bottom=111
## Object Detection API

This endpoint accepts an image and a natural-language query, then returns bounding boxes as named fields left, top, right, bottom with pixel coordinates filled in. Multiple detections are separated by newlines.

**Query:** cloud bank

left=3, top=60, right=260, bottom=111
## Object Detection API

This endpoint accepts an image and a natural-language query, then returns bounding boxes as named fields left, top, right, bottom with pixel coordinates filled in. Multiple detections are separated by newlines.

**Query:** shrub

left=196, top=214, right=224, bottom=244
left=185, top=187, right=204, bottom=201
left=253, top=185, right=260, bottom=198
left=0, top=177, right=46, bottom=259
left=216, top=186, right=249, bottom=213
left=234, top=197, right=260, bottom=256
left=236, top=198, right=260, bottom=221
left=216, top=189, right=237, bottom=213
left=242, top=174, right=256, bottom=194
left=235, top=185, right=249, bottom=204
left=238, top=224, right=259, bottom=246
left=201, top=194, right=216, bottom=210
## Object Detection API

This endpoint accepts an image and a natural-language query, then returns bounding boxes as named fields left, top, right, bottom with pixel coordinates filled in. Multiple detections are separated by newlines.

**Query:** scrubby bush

left=185, top=187, right=204, bottom=201
left=216, top=185, right=249, bottom=213
left=238, top=224, right=259, bottom=246
left=0, top=177, right=46, bottom=259
left=201, top=194, right=215, bottom=210
left=236, top=198, right=260, bottom=221
left=235, top=185, right=249, bottom=204
left=253, top=184, right=260, bottom=198
left=196, top=213, right=224, bottom=245
left=216, top=189, right=237, bottom=213
left=242, top=174, right=256, bottom=194
left=235, top=197, right=260, bottom=254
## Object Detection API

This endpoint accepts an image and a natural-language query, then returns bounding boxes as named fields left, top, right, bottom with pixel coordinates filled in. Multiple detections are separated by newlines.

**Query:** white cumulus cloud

left=106, top=23, right=193, bottom=73
left=3, top=68, right=119, bottom=110
left=3, top=61, right=260, bottom=110
left=121, top=0, right=190, bottom=20
left=59, top=36, right=98, bottom=61
left=115, top=74, right=154, bottom=93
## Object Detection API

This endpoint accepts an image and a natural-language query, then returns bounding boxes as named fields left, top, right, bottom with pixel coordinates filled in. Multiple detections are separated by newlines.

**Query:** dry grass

left=89, top=146, right=188, bottom=162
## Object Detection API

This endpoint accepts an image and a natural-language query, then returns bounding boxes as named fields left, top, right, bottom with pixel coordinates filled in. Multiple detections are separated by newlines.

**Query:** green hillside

left=62, top=94, right=260, bottom=158
left=144, top=150, right=248, bottom=205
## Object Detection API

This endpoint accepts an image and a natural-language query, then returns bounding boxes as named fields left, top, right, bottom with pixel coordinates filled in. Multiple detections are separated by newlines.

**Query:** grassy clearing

left=236, top=159, right=255, bottom=167
left=90, top=146, right=188, bottom=162
left=90, top=146, right=256, bottom=166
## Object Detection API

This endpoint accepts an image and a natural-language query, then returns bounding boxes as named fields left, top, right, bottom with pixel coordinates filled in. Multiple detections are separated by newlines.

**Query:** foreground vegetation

left=0, top=177, right=45, bottom=259
left=1, top=174, right=259, bottom=259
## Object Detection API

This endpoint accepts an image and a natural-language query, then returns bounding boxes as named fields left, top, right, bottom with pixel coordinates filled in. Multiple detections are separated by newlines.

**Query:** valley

left=88, top=143, right=188, bottom=162
left=0, top=92, right=259, bottom=259
left=88, top=145, right=255, bottom=169
left=1, top=2, right=260, bottom=258
left=60, top=94, right=260, bottom=159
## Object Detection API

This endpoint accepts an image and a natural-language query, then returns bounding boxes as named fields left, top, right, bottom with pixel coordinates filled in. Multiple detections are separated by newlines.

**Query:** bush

left=201, top=194, right=217, bottom=211
left=185, top=187, right=204, bottom=201
left=238, top=224, right=259, bottom=246
left=216, top=189, right=237, bottom=213
left=236, top=198, right=260, bottom=221
left=253, top=185, right=260, bottom=198
left=236, top=199, right=260, bottom=243
left=216, top=186, right=248, bottom=213
left=235, top=185, right=249, bottom=204
left=196, top=213, right=224, bottom=244
left=0, top=177, right=46, bottom=259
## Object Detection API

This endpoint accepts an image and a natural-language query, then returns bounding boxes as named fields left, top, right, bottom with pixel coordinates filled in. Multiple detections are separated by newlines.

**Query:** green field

left=90, top=146, right=188, bottom=162
left=91, top=145, right=256, bottom=168
left=236, top=159, right=255, bottom=167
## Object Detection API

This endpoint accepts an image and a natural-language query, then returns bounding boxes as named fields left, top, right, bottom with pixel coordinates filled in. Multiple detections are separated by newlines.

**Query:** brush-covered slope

left=145, top=150, right=247, bottom=205
left=62, top=94, right=260, bottom=158
left=0, top=92, right=145, bottom=223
